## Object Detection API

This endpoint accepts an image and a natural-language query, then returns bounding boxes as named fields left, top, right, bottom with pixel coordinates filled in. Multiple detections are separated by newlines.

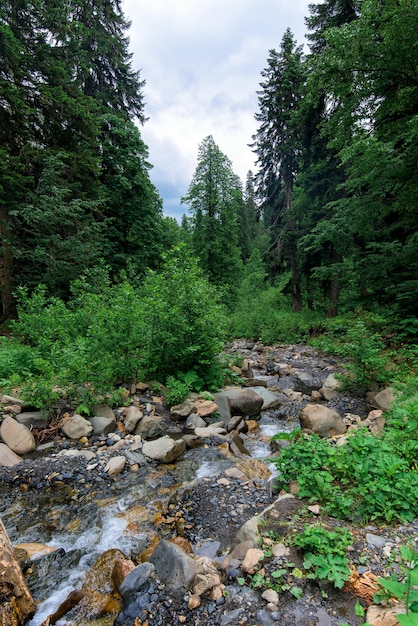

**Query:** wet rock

left=300, top=404, right=346, bottom=437
left=0, top=415, right=36, bottom=454
left=229, top=435, right=251, bottom=457
left=142, top=435, right=186, bottom=463
left=149, top=539, right=204, bottom=594
left=0, top=442, right=22, bottom=467
left=135, top=414, right=164, bottom=440
left=118, top=561, right=156, bottom=602
left=61, top=413, right=94, bottom=440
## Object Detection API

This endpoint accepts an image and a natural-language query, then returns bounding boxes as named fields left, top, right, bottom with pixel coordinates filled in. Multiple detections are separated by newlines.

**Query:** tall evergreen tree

left=181, top=136, right=243, bottom=297
left=0, top=0, right=162, bottom=316
left=309, top=0, right=418, bottom=315
left=252, top=28, right=304, bottom=311
left=290, top=0, right=361, bottom=316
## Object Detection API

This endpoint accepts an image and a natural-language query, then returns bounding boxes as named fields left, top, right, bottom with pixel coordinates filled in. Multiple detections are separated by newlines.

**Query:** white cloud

left=123, top=0, right=311, bottom=219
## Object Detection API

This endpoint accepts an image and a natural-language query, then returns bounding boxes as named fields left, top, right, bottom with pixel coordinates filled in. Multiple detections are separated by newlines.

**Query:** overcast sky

left=122, top=0, right=312, bottom=221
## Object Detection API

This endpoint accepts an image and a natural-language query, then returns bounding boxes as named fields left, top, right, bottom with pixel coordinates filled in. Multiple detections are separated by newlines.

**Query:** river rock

left=0, top=394, right=25, bottom=407
left=118, top=561, right=156, bottom=602
left=142, top=436, right=186, bottom=463
left=134, top=414, right=164, bottom=440
left=123, top=406, right=143, bottom=433
left=91, top=404, right=115, bottom=420
left=0, top=442, right=22, bottom=467
left=61, top=413, right=93, bottom=440
left=170, top=398, right=197, bottom=421
left=300, top=404, right=346, bottom=437
left=104, top=455, right=126, bottom=476
left=186, top=413, right=207, bottom=430
left=194, top=426, right=227, bottom=438
left=88, top=415, right=117, bottom=435
left=195, top=399, right=218, bottom=418
left=228, top=389, right=264, bottom=416
left=15, top=411, right=47, bottom=430
left=0, top=415, right=36, bottom=454
left=149, top=539, right=205, bottom=594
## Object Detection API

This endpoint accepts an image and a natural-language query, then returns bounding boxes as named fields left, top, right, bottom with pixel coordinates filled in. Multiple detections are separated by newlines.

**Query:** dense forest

left=0, top=0, right=417, bottom=409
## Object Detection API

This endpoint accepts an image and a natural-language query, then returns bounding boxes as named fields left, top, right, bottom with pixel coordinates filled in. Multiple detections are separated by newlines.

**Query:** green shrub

left=139, top=245, right=227, bottom=383
left=292, top=524, right=352, bottom=589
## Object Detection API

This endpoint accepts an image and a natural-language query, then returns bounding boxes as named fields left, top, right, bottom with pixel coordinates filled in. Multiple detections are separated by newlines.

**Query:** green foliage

left=4, top=248, right=227, bottom=411
left=273, top=406, right=418, bottom=523
left=374, top=544, right=418, bottom=625
left=139, top=245, right=227, bottom=383
left=311, top=314, right=390, bottom=389
left=292, top=524, right=352, bottom=589
left=165, top=370, right=203, bottom=406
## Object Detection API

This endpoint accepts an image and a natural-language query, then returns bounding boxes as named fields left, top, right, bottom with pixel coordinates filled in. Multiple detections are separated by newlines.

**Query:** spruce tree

left=252, top=28, right=304, bottom=311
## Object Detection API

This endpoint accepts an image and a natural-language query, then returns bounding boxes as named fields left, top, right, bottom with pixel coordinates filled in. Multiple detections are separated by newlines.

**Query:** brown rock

left=300, top=404, right=346, bottom=437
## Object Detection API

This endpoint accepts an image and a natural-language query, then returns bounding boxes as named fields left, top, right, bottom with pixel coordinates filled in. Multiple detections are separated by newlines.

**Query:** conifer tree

left=181, top=136, right=243, bottom=299
left=252, top=28, right=304, bottom=311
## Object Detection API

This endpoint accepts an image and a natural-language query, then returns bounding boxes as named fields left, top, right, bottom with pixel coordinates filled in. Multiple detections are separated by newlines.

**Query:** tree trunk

left=0, top=205, right=17, bottom=323
left=0, top=518, right=36, bottom=625
left=327, top=279, right=340, bottom=318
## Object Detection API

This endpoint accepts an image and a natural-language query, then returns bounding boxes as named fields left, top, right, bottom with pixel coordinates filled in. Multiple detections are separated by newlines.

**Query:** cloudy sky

left=122, top=0, right=312, bottom=220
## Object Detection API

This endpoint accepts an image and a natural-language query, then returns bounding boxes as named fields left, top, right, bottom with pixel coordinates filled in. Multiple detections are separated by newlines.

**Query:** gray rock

left=0, top=415, right=36, bottom=454
left=370, top=387, right=395, bottom=412
left=88, top=415, right=117, bottom=435
left=91, top=404, right=115, bottom=420
left=134, top=415, right=164, bottom=440
left=124, top=450, right=148, bottom=465
left=149, top=539, right=204, bottom=594
left=186, top=413, right=207, bottom=430
left=119, top=562, right=156, bottom=601
left=16, top=411, right=48, bottom=430
left=300, top=404, right=346, bottom=437
left=61, top=413, right=93, bottom=440
left=366, top=533, right=387, bottom=548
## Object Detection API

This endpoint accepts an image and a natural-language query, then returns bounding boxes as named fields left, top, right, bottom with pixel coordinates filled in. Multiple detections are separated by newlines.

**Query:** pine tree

left=252, top=28, right=304, bottom=311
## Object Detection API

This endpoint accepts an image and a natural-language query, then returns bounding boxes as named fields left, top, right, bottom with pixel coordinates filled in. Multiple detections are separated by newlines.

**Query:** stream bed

left=2, top=342, right=412, bottom=626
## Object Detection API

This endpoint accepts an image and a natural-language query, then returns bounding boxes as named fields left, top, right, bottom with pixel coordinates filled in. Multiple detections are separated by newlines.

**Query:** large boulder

left=300, top=404, right=346, bottom=437
left=0, top=415, right=36, bottom=454
left=142, top=436, right=186, bottom=463
left=61, top=414, right=93, bottom=440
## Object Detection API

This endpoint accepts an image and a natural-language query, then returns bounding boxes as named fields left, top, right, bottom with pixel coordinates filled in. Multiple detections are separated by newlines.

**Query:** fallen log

left=0, top=517, right=36, bottom=625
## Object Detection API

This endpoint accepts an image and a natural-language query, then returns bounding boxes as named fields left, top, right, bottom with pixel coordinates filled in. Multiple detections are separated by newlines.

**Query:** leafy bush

left=5, top=247, right=227, bottom=411
left=273, top=415, right=418, bottom=523
left=139, top=245, right=227, bottom=382
left=292, top=524, right=352, bottom=589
